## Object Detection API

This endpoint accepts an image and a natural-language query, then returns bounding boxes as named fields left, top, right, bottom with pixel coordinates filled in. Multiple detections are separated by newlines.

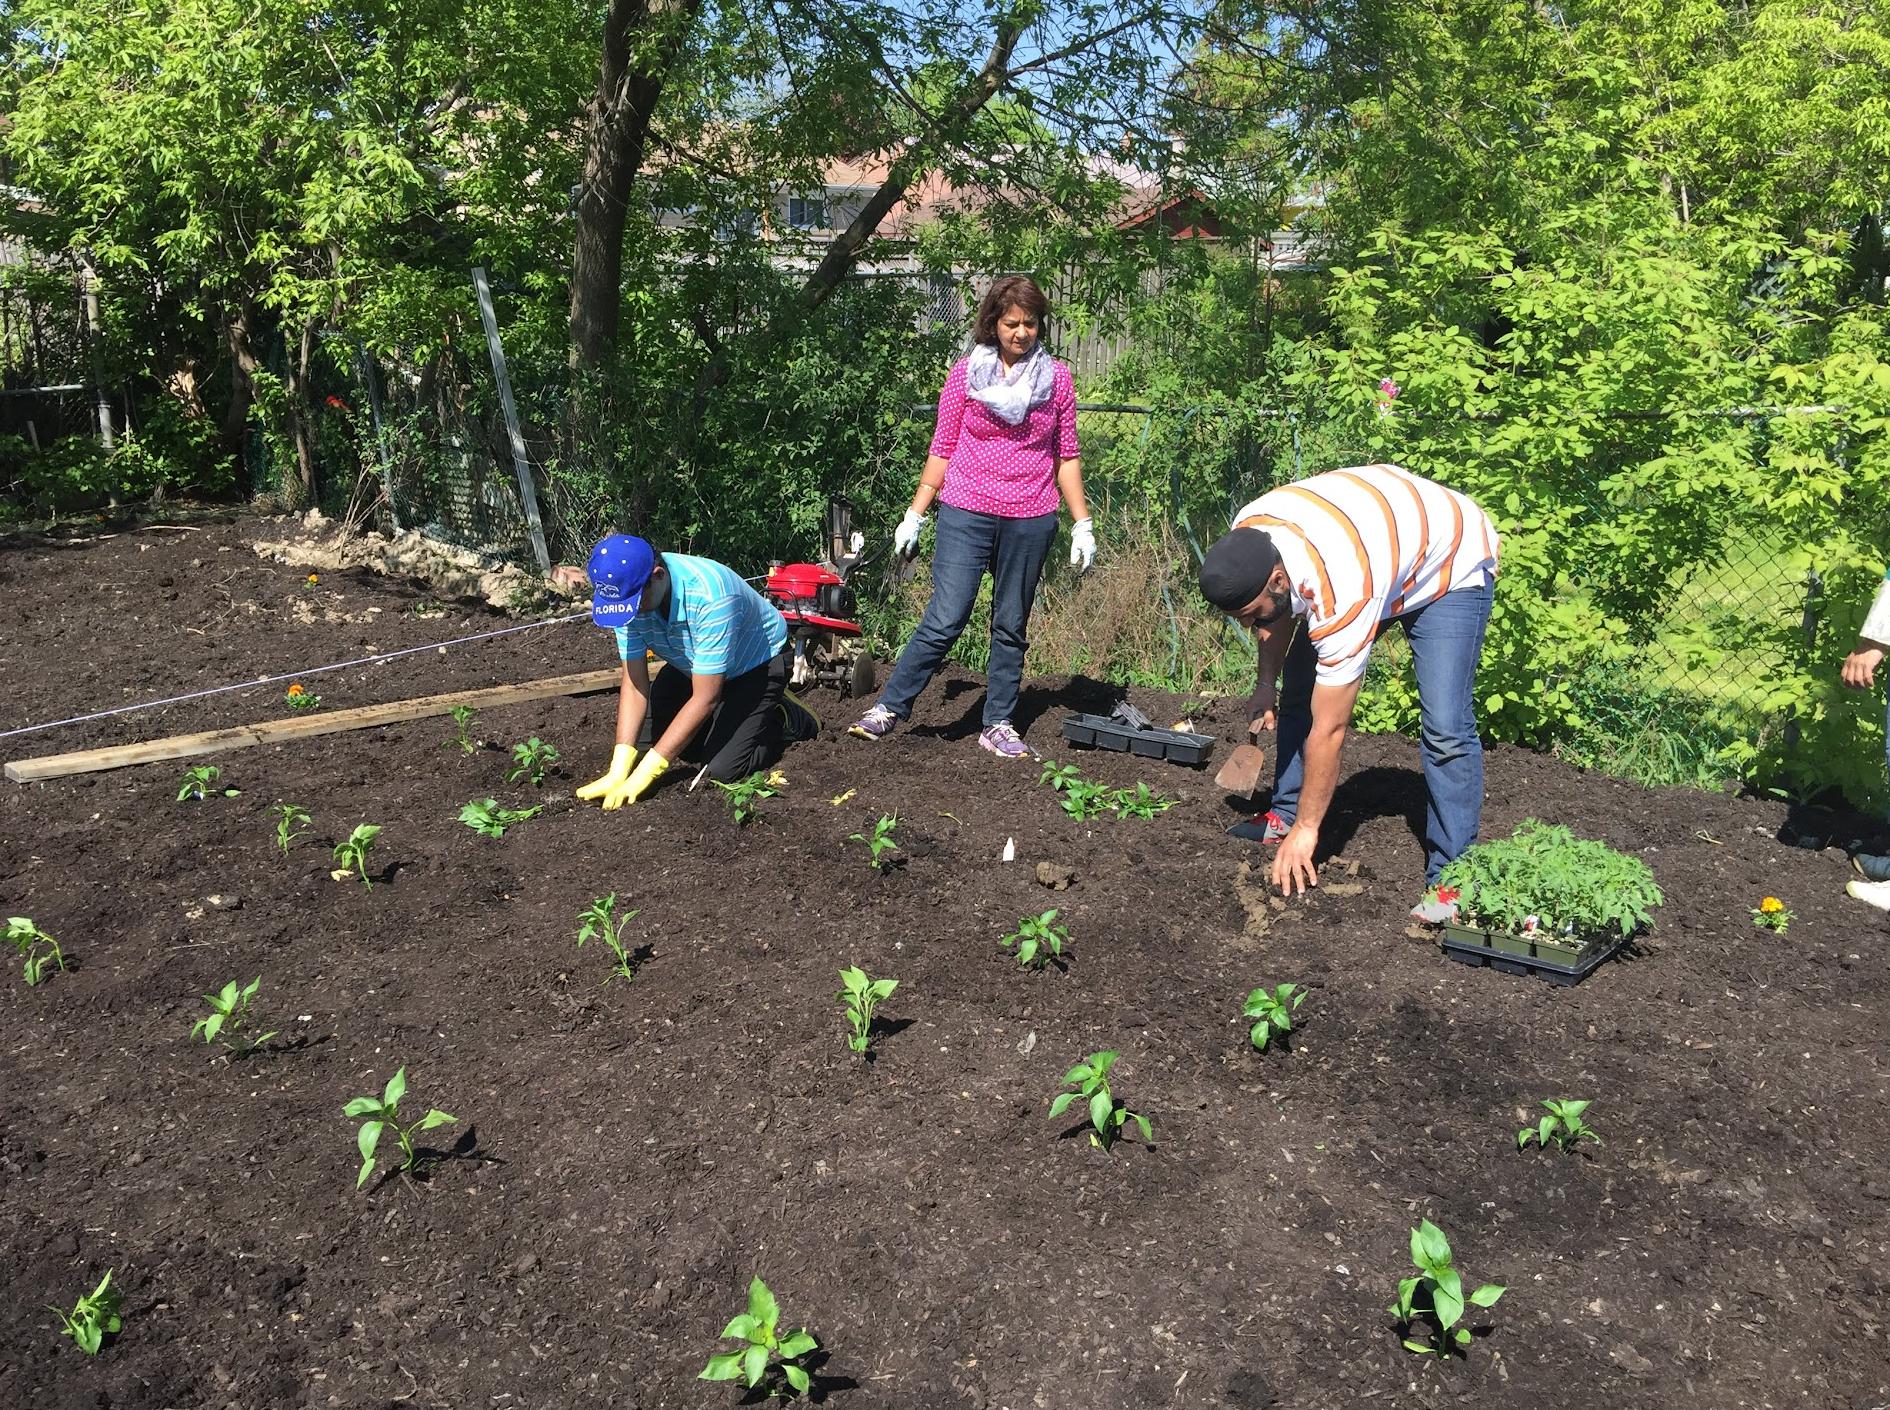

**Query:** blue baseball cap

left=588, top=534, right=656, bottom=628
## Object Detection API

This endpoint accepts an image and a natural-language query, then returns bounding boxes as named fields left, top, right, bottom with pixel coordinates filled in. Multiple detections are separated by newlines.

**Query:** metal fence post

left=471, top=267, right=551, bottom=573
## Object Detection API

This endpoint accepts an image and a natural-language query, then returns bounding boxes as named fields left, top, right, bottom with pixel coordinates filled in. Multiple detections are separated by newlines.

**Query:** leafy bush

left=1437, top=820, right=1662, bottom=941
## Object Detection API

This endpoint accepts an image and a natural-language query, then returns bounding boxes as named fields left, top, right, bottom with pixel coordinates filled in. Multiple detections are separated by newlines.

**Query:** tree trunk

left=227, top=303, right=316, bottom=507
left=569, top=0, right=705, bottom=373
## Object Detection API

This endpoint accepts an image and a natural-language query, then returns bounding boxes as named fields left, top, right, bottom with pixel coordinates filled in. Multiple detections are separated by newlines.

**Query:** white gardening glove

left=1070, top=518, right=1096, bottom=574
left=893, top=509, right=926, bottom=561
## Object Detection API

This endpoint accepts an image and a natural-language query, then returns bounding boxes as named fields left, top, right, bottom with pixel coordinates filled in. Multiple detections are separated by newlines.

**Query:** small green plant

left=49, top=1269, right=122, bottom=1355
left=714, top=769, right=780, bottom=824
left=1517, top=1098, right=1601, bottom=1151
left=177, top=764, right=238, bottom=801
left=1001, top=909, right=1068, bottom=969
left=506, top=736, right=560, bottom=786
left=458, top=798, right=544, bottom=838
left=342, top=1067, right=458, bottom=1189
left=270, top=802, right=311, bottom=856
left=443, top=704, right=479, bottom=754
left=1243, top=982, right=1306, bottom=1051
left=1049, top=1049, right=1152, bottom=1150
left=330, top=824, right=381, bottom=888
left=699, top=1276, right=818, bottom=1398
left=1750, top=895, right=1793, bottom=933
left=849, top=813, right=900, bottom=868
left=1059, top=776, right=1115, bottom=820
left=283, top=683, right=321, bottom=711
left=1039, top=761, right=1082, bottom=791
left=1436, top=820, right=1662, bottom=942
left=1110, top=781, right=1177, bottom=819
left=837, top=966, right=898, bottom=1055
left=1390, top=1219, right=1504, bottom=1355
left=190, top=976, right=278, bottom=1056
left=576, top=893, right=641, bottom=984
left=6, top=916, right=67, bottom=986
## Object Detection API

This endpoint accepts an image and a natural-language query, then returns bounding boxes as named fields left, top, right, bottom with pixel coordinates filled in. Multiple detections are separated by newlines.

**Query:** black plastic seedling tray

left=1439, top=923, right=1625, bottom=987
left=1059, top=712, right=1215, bottom=766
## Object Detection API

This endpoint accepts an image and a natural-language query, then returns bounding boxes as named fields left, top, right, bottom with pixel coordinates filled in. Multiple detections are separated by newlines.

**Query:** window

left=787, top=195, right=828, bottom=230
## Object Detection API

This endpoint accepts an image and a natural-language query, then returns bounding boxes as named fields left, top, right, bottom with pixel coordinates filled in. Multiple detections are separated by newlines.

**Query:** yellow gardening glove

left=575, top=743, right=637, bottom=804
left=602, top=749, right=669, bottom=810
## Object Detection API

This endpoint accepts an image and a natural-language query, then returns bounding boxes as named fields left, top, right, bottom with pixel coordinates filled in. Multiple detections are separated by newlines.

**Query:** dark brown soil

left=3, top=516, right=1888, bottom=1410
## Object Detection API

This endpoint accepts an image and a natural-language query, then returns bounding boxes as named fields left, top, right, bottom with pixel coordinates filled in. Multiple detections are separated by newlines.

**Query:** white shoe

left=1846, top=878, right=1890, bottom=912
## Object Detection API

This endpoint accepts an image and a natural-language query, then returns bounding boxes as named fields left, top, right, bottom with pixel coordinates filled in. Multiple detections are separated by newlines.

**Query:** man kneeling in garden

left=552, top=535, right=818, bottom=809
left=1198, top=464, right=1499, bottom=920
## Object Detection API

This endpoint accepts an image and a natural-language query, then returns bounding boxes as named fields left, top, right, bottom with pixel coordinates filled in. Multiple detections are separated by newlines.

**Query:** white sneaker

left=1846, top=878, right=1890, bottom=912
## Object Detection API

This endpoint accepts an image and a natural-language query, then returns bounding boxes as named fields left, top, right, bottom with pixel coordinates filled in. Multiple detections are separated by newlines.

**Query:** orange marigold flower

left=306, top=573, right=320, bottom=585
left=286, top=683, right=306, bottom=697
left=1759, top=896, right=1784, bottom=913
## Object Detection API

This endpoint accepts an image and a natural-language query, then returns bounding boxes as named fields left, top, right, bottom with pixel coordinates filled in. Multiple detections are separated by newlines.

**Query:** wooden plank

left=6, top=668, right=623, bottom=783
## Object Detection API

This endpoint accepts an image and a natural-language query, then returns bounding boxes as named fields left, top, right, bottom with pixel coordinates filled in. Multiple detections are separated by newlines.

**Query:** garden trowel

left=1214, top=725, right=1270, bottom=801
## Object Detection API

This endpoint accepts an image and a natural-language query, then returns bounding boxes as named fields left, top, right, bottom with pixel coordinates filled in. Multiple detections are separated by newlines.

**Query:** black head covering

left=1197, top=527, right=1282, bottom=612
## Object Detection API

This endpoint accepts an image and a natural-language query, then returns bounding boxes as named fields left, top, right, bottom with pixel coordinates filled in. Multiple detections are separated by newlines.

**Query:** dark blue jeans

left=877, top=504, right=1059, bottom=728
left=1271, top=578, right=1495, bottom=882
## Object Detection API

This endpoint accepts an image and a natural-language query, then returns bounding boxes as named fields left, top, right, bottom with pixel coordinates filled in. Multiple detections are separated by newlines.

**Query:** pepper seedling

left=837, top=966, right=898, bottom=1055
left=343, top=1067, right=458, bottom=1189
left=714, top=769, right=781, bottom=824
left=458, top=798, right=543, bottom=838
left=849, top=813, right=900, bottom=869
left=699, top=1276, right=818, bottom=1398
left=1242, top=982, right=1306, bottom=1052
left=1390, top=1218, right=1504, bottom=1354
left=1001, top=909, right=1068, bottom=969
left=505, top=736, right=560, bottom=786
left=177, top=764, right=239, bottom=801
left=5, top=916, right=67, bottom=986
left=330, top=824, right=381, bottom=888
left=270, top=802, right=312, bottom=856
left=49, top=1269, right=122, bottom=1355
left=1517, top=1098, right=1601, bottom=1152
left=190, top=976, right=278, bottom=1057
left=1049, top=1049, right=1152, bottom=1150
left=443, top=704, right=479, bottom=754
left=575, top=893, right=642, bottom=984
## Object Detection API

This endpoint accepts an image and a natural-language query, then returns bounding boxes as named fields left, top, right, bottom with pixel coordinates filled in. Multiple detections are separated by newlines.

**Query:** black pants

left=643, top=647, right=789, bottom=783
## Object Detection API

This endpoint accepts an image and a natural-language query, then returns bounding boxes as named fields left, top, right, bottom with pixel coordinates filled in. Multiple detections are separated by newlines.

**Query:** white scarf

left=965, top=343, right=1055, bottom=426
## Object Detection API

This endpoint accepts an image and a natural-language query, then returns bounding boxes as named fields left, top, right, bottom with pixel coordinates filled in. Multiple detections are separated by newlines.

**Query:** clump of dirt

left=254, top=508, right=554, bottom=611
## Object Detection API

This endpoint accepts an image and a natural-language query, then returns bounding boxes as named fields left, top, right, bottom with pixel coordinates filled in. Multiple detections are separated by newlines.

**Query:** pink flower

left=1378, top=378, right=1400, bottom=400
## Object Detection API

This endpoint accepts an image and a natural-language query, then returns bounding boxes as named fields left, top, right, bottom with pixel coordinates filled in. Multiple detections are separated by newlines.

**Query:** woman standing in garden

left=848, top=275, right=1094, bottom=758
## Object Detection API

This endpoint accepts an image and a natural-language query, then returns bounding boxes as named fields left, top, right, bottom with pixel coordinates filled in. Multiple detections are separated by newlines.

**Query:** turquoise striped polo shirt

left=613, top=552, right=787, bottom=677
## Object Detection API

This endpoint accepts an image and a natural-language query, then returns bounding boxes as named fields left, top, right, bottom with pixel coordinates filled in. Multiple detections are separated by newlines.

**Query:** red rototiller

left=761, top=497, right=877, bottom=698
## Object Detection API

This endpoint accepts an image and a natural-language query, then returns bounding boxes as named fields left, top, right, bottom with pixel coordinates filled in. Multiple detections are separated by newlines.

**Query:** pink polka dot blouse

left=928, top=356, right=1081, bottom=518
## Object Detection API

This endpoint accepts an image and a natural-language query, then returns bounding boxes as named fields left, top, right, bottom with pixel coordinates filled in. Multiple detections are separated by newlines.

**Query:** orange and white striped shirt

left=1233, top=464, right=1499, bottom=686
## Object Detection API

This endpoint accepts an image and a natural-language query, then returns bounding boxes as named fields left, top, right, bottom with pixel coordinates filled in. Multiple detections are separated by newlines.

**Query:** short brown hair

left=971, top=275, right=1050, bottom=347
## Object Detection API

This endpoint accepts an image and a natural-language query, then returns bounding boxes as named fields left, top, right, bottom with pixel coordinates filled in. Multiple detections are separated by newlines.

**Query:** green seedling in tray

left=190, top=976, right=277, bottom=1056
left=1390, top=1218, right=1504, bottom=1355
left=1243, top=982, right=1305, bottom=1051
left=1517, top=1098, right=1601, bottom=1152
left=837, top=965, right=898, bottom=1055
left=343, top=1066, right=457, bottom=1189
left=699, top=1276, right=818, bottom=1398
left=506, top=736, right=560, bottom=786
left=6, top=916, right=67, bottom=986
left=1001, top=909, right=1068, bottom=969
left=50, top=1269, right=122, bottom=1355
left=576, top=893, right=641, bottom=984
left=1049, top=1049, right=1152, bottom=1150
left=458, top=798, right=543, bottom=838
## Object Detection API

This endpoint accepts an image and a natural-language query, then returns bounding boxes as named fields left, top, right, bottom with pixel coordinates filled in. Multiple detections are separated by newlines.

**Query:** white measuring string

left=0, top=611, right=592, bottom=742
